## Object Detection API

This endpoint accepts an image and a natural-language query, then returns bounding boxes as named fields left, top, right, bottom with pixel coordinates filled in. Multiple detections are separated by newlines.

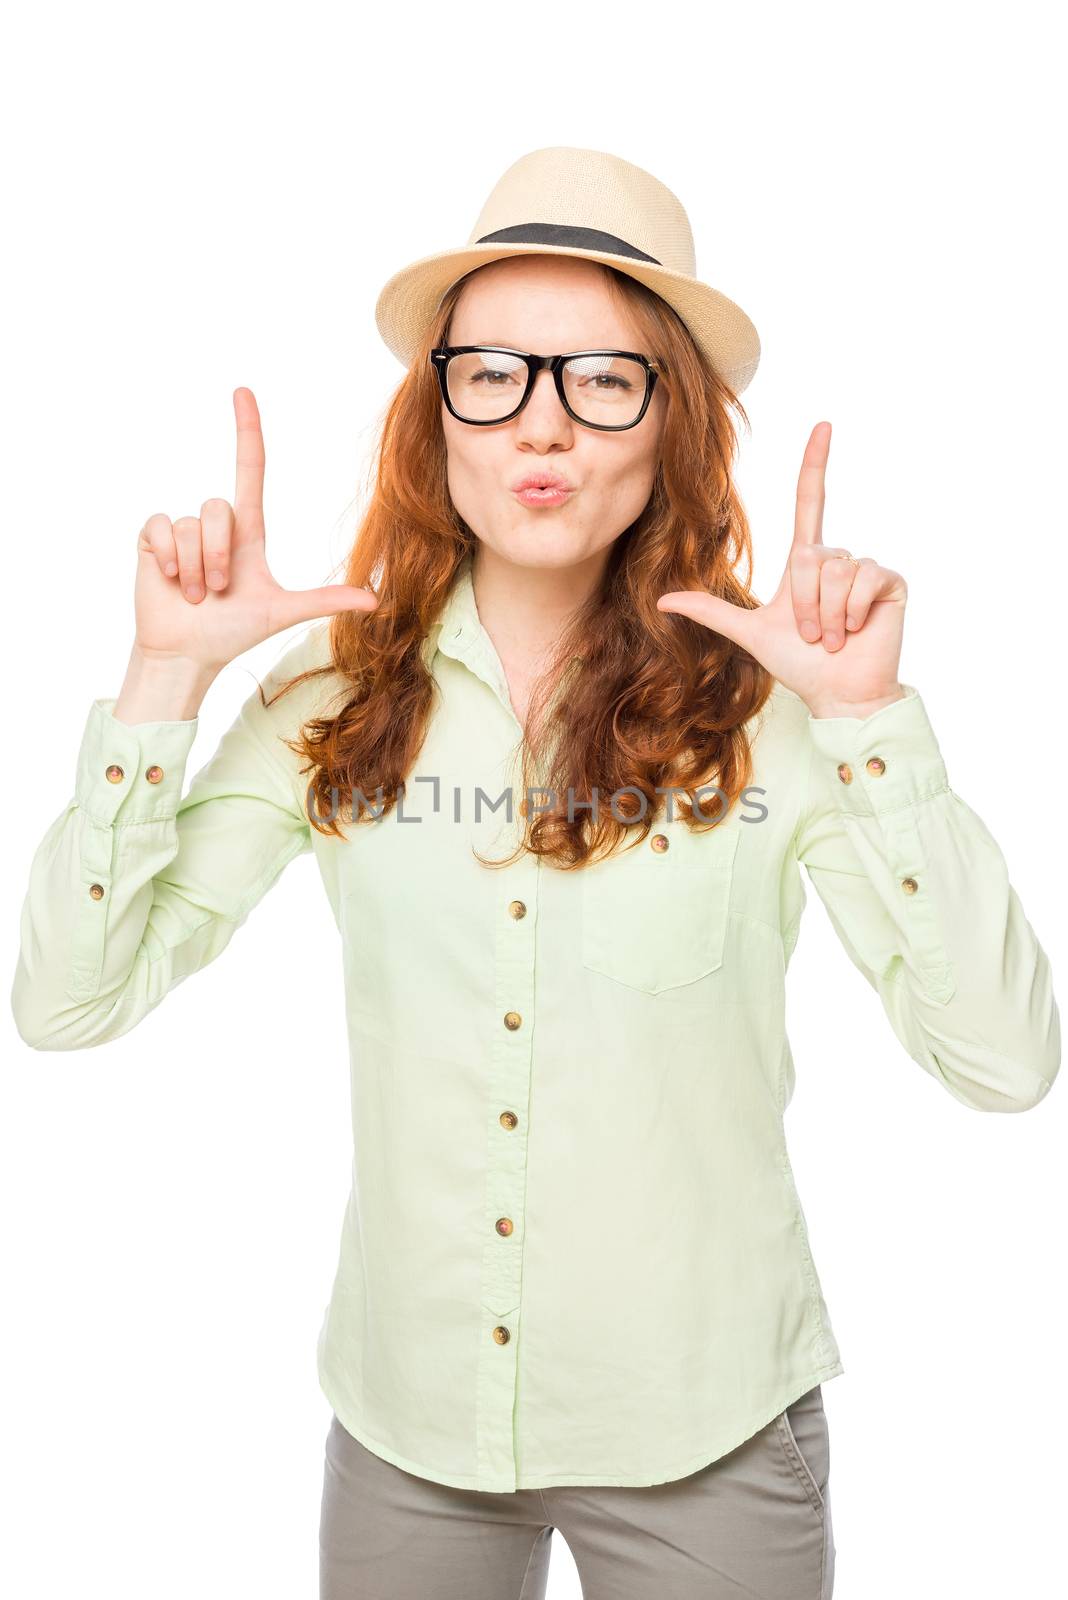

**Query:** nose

left=514, top=369, right=574, bottom=444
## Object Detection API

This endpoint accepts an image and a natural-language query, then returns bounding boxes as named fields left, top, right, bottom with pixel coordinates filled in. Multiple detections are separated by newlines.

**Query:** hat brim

left=374, top=242, right=761, bottom=397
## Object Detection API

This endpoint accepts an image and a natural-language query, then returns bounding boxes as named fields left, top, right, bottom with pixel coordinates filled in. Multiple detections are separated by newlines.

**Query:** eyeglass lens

left=445, top=351, right=648, bottom=426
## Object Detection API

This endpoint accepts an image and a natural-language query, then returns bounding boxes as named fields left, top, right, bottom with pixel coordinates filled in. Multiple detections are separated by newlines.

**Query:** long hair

left=265, top=260, right=774, bottom=870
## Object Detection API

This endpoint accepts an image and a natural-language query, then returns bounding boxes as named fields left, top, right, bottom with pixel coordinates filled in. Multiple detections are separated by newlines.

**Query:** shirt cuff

left=74, top=697, right=200, bottom=825
left=805, top=684, right=949, bottom=819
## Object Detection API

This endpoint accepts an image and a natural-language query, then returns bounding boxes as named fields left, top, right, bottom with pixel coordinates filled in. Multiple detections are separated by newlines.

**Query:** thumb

left=657, top=589, right=757, bottom=648
left=275, top=583, right=381, bottom=628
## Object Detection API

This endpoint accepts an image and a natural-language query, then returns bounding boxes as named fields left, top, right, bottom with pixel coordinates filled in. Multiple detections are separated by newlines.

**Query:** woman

left=12, top=147, right=1060, bottom=1600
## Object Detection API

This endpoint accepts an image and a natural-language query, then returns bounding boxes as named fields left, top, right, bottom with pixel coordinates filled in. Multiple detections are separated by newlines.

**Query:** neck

left=468, top=542, right=605, bottom=681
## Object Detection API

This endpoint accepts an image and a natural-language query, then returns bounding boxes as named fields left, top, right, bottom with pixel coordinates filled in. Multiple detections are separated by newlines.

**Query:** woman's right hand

left=132, top=386, right=379, bottom=680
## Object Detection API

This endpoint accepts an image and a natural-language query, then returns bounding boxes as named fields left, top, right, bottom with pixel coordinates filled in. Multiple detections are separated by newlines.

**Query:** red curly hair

left=265, top=260, right=774, bottom=870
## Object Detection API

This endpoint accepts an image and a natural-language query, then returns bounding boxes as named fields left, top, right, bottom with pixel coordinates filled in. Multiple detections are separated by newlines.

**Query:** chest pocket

left=580, top=820, right=740, bottom=994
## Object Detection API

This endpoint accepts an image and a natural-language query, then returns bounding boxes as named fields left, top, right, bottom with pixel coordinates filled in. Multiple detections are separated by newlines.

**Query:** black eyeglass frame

left=429, top=344, right=662, bottom=432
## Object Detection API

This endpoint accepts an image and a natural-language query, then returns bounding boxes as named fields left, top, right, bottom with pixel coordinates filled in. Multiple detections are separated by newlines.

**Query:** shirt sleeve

left=791, top=683, right=1060, bottom=1113
left=11, top=640, right=319, bottom=1052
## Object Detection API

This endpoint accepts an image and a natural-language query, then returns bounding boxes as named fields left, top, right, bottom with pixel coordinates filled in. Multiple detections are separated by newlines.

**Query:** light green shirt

left=11, top=551, right=1060, bottom=1492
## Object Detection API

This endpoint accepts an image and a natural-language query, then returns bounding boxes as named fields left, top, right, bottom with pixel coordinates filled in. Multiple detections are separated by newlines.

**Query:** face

left=440, top=255, right=667, bottom=574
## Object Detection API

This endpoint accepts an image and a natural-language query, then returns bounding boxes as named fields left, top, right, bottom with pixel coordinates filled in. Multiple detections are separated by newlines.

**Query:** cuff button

left=145, top=765, right=164, bottom=784
left=105, top=764, right=125, bottom=783
left=836, top=762, right=853, bottom=784
left=866, top=756, right=886, bottom=775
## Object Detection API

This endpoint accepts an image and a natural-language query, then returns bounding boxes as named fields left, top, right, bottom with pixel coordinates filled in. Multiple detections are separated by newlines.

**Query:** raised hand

left=132, top=387, right=379, bottom=678
left=657, top=422, right=907, bottom=719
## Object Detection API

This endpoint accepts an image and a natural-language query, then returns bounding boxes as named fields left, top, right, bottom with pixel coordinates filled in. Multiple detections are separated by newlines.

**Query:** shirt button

left=650, top=833, right=669, bottom=852
left=866, top=756, right=886, bottom=775
left=901, top=876, right=918, bottom=894
left=145, top=765, right=164, bottom=784
left=105, top=764, right=125, bottom=784
left=504, top=1011, right=523, bottom=1030
left=508, top=899, right=527, bottom=919
left=836, top=762, right=853, bottom=784
left=492, top=1325, right=511, bottom=1345
left=499, top=1111, right=519, bottom=1130
left=495, top=1217, right=514, bottom=1236
left=89, top=883, right=106, bottom=900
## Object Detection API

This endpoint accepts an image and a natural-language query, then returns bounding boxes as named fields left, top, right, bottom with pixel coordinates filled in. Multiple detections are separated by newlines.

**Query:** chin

left=493, top=529, right=599, bottom=571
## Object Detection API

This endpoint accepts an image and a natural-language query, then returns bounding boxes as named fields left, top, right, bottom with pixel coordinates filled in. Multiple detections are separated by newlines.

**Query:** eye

left=469, top=368, right=523, bottom=387
left=565, top=355, right=637, bottom=391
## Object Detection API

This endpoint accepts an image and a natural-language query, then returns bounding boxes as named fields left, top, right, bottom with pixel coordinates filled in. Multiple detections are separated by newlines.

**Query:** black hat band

left=475, top=222, right=661, bottom=265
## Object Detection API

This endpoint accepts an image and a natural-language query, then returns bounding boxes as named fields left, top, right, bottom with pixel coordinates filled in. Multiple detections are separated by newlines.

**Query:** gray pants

left=319, top=1384, right=834, bottom=1599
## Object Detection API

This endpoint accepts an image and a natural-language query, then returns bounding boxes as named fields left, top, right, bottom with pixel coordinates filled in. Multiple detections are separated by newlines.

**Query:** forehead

left=448, top=256, right=641, bottom=351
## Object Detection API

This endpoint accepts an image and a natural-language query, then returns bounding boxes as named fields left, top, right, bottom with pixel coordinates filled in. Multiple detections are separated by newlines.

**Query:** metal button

left=495, top=1217, right=514, bottom=1236
left=836, top=762, right=853, bottom=784
left=866, top=756, right=886, bottom=775
left=504, top=1011, right=522, bottom=1031
left=89, top=883, right=105, bottom=900
left=901, top=877, right=918, bottom=895
left=499, top=1111, right=519, bottom=1130
left=105, top=764, right=125, bottom=784
left=492, top=1325, right=511, bottom=1345
left=508, top=899, right=526, bottom=919
left=651, top=833, right=669, bottom=852
left=145, top=765, right=164, bottom=784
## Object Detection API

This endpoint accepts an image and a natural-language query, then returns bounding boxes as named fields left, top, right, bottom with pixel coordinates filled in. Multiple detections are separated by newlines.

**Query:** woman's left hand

left=657, top=422, right=908, bottom=719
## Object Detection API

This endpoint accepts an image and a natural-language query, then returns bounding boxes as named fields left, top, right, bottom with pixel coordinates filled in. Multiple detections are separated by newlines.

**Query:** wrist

left=805, top=684, right=908, bottom=721
left=115, top=646, right=218, bottom=724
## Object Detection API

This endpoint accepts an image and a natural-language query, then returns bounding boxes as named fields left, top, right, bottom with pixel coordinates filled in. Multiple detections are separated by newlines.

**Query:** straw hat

left=374, top=146, right=761, bottom=396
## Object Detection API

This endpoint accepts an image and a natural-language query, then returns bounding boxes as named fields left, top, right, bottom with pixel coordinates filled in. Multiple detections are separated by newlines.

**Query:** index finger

left=234, top=386, right=265, bottom=524
left=792, top=420, right=832, bottom=549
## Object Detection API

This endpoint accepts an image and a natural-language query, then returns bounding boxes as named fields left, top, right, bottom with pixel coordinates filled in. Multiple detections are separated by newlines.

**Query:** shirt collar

left=421, top=549, right=516, bottom=713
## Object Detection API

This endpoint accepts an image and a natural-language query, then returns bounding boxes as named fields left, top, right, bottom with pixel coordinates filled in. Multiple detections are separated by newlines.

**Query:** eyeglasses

left=430, top=345, right=662, bottom=432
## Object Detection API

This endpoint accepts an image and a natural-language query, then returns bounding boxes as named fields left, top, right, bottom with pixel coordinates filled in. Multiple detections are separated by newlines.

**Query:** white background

left=2, top=3, right=1065, bottom=1597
